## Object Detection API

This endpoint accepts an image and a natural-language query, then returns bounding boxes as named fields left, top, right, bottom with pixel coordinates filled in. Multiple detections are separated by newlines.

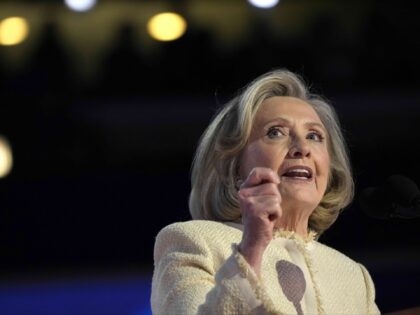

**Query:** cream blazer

left=151, top=220, right=380, bottom=315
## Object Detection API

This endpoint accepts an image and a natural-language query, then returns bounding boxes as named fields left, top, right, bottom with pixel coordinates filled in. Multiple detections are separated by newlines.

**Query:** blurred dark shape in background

left=100, top=23, right=149, bottom=96
left=0, top=0, right=419, bottom=313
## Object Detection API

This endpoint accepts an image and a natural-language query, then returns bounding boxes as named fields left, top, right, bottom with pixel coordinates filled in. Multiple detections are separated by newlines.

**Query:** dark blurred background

left=0, top=0, right=419, bottom=314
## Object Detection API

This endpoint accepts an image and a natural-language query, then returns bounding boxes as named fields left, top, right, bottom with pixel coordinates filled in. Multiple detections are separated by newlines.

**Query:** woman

left=151, top=69, right=380, bottom=314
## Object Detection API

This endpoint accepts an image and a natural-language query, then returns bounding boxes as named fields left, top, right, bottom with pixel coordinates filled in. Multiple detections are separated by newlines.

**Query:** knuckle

left=272, top=196, right=280, bottom=204
left=238, top=188, right=252, bottom=200
left=241, top=197, right=255, bottom=210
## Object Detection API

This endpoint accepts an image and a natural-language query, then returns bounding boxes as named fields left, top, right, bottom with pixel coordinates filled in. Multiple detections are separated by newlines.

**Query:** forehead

left=255, top=96, right=323, bottom=126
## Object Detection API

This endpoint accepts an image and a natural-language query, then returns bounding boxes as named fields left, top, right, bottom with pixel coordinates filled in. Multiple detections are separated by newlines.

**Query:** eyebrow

left=262, top=117, right=327, bottom=133
left=304, top=122, right=327, bottom=133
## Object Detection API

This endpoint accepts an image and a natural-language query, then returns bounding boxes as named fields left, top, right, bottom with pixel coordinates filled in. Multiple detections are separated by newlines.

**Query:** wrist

left=238, top=243, right=264, bottom=276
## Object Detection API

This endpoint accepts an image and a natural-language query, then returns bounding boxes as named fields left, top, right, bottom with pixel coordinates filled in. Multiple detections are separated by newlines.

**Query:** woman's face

left=239, top=96, right=330, bottom=212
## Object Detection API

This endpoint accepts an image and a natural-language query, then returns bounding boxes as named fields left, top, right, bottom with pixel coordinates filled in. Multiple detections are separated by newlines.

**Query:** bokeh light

left=64, top=0, right=97, bottom=12
left=0, top=17, right=29, bottom=46
left=147, top=12, right=187, bottom=42
left=0, top=136, right=13, bottom=178
left=248, top=0, right=279, bottom=9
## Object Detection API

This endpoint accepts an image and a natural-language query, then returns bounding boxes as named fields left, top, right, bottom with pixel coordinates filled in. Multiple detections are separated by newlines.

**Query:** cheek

left=318, top=150, right=331, bottom=190
left=314, top=146, right=330, bottom=173
left=322, top=154, right=330, bottom=176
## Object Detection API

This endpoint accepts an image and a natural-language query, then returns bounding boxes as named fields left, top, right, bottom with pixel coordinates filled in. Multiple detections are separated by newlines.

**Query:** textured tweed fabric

left=151, top=220, right=380, bottom=315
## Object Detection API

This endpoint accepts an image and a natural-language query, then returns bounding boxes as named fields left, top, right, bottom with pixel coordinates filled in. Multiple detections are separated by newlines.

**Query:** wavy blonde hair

left=189, top=69, right=354, bottom=235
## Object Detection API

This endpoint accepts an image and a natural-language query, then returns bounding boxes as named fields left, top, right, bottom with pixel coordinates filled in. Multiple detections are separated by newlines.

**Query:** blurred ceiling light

left=147, top=12, right=187, bottom=42
left=248, top=0, right=279, bottom=9
left=0, top=136, right=13, bottom=179
left=0, top=17, right=29, bottom=46
left=64, top=0, right=97, bottom=12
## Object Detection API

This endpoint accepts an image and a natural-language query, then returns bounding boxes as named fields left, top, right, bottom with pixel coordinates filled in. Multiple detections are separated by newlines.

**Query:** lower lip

left=281, top=176, right=313, bottom=183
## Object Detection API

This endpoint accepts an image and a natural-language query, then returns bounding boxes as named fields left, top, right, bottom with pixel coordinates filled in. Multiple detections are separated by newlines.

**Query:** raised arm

left=151, top=222, right=279, bottom=315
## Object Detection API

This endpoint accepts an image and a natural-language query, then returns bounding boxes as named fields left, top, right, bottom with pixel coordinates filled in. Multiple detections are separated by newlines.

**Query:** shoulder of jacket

left=153, top=220, right=241, bottom=262
left=314, top=241, right=361, bottom=268
left=157, top=220, right=240, bottom=239
left=155, top=220, right=244, bottom=248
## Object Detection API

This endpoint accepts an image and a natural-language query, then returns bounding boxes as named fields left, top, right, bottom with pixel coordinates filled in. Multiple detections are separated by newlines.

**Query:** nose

left=288, top=137, right=310, bottom=158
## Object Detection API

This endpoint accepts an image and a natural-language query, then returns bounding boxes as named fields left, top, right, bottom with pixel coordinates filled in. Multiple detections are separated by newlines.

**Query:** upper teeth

left=289, top=168, right=309, bottom=174
left=284, top=168, right=311, bottom=177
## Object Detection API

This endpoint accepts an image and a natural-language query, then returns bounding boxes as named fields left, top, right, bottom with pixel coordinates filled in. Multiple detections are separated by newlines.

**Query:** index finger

left=241, top=167, right=280, bottom=189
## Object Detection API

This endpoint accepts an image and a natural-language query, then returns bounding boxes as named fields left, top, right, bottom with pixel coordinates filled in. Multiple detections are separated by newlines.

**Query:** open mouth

left=281, top=166, right=313, bottom=180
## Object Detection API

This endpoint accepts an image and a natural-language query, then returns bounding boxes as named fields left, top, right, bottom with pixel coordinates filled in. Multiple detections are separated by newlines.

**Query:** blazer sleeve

left=151, top=223, right=278, bottom=315
left=359, top=263, right=381, bottom=315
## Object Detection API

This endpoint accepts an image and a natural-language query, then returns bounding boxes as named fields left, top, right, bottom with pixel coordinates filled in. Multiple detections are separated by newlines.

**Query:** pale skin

left=237, top=96, right=330, bottom=276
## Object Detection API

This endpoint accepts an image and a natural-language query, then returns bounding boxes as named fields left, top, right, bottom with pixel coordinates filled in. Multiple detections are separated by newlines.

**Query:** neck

left=276, top=207, right=311, bottom=237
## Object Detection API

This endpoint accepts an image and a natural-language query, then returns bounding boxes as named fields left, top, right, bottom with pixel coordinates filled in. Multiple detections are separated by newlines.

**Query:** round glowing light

left=147, top=12, right=187, bottom=42
left=0, top=136, right=13, bottom=178
left=0, top=17, right=29, bottom=46
left=248, top=0, right=279, bottom=9
left=64, top=0, right=97, bottom=12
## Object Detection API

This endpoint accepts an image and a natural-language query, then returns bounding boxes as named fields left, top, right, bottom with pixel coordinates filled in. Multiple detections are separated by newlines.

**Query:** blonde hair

left=189, top=69, right=354, bottom=235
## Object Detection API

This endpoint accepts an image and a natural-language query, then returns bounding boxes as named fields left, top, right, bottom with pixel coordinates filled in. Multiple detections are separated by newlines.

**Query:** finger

left=241, top=195, right=282, bottom=222
left=238, top=182, right=281, bottom=198
left=257, top=196, right=282, bottom=223
left=242, top=167, right=280, bottom=189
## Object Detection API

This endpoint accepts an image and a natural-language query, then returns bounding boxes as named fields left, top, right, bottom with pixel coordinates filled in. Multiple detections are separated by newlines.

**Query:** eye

left=267, top=127, right=286, bottom=139
left=307, top=131, right=324, bottom=142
